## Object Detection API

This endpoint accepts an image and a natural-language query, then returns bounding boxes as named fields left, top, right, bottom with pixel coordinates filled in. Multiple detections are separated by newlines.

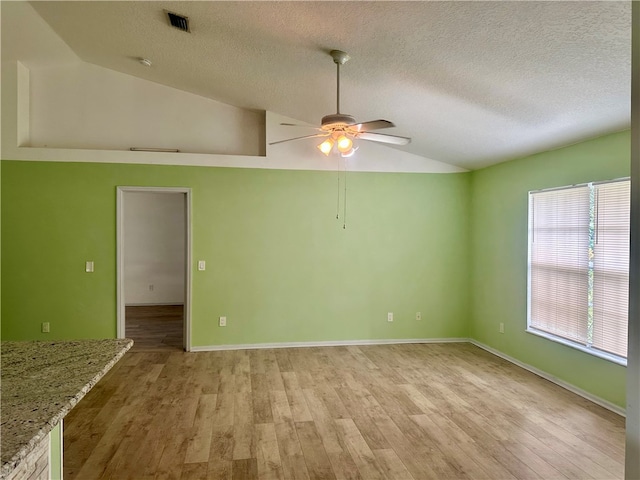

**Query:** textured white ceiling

left=29, top=1, right=631, bottom=170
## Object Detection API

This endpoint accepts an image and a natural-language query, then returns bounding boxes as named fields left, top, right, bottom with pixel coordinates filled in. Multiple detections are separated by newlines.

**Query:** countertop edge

left=0, top=339, right=133, bottom=478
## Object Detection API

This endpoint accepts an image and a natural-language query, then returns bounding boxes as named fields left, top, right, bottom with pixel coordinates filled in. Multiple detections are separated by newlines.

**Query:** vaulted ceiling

left=27, top=1, right=631, bottom=170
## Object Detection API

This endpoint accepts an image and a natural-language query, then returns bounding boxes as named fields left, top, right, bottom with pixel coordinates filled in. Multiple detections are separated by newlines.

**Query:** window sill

left=526, top=328, right=627, bottom=367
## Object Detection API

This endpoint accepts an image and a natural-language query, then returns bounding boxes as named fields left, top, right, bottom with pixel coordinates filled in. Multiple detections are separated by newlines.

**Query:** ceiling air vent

left=166, top=11, right=190, bottom=32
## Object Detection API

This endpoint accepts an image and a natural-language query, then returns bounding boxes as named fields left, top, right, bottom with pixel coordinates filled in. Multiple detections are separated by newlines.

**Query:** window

left=527, top=179, right=630, bottom=363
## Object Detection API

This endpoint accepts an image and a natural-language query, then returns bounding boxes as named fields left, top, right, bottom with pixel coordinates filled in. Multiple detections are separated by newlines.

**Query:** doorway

left=116, top=187, right=192, bottom=351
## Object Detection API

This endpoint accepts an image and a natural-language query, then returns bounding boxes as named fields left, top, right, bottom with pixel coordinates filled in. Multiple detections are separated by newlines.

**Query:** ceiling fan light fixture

left=318, top=138, right=334, bottom=155
left=341, top=146, right=358, bottom=158
left=336, top=135, right=353, bottom=153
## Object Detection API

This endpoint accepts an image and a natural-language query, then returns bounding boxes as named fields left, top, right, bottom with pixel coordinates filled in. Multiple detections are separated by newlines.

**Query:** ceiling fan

left=269, top=50, right=411, bottom=157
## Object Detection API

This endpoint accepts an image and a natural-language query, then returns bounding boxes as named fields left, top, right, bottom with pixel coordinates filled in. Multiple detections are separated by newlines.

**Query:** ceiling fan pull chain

left=336, top=167, right=341, bottom=220
left=343, top=158, right=348, bottom=229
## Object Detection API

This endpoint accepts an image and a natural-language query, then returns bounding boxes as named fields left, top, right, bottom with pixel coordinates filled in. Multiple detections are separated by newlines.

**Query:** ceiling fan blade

left=269, top=133, right=328, bottom=146
left=357, top=131, right=411, bottom=145
left=353, top=119, right=395, bottom=132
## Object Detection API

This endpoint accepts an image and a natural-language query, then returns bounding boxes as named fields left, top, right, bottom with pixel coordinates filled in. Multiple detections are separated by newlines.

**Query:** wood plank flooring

left=125, top=305, right=183, bottom=352
left=63, top=343, right=625, bottom=480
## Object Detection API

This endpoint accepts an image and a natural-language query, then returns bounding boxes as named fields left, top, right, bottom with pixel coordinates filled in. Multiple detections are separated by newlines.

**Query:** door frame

left=116, top=186, right=193, bottom=351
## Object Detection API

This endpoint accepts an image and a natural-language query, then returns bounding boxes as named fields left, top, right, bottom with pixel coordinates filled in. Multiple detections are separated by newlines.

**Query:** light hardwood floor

left=63, top=343, right=625, bottom=480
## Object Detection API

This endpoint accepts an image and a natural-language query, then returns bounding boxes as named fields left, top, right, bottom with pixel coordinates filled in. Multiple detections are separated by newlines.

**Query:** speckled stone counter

left=1, top=339, right=133, bottom=479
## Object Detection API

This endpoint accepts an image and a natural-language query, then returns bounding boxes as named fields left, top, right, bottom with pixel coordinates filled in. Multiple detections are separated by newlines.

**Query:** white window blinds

left=592, top=181, right=630, bottom=357
left=528, top=179, right=630, bottom=360
left=529, top=186, right=590, bottom=345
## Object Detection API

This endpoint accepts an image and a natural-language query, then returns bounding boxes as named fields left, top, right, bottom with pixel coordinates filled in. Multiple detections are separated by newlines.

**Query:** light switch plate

left=85, top=261, right=94, bottom=273
left=198, top=260, right=206, bottom=271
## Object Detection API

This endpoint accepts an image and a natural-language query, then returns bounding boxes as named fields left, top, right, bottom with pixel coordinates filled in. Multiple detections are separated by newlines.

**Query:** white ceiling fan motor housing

left=321, top=114, right=356, bottom=130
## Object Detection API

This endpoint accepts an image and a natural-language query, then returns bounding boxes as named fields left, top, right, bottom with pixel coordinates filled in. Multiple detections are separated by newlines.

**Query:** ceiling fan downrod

left=330, top=50, right=350, bottom=116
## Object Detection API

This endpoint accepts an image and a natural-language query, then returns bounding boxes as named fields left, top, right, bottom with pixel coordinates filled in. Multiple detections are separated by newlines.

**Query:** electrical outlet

left=42, top=322, right=50, bottom=333
left=149, top=284, right=154, bottom=291
left=416, top=312, right=422, bottom=321
left=219, top=316, right=227, bottom=327
left=499, top=322, right=505, bottom=334
left=387, top=312, right=394, bottom=322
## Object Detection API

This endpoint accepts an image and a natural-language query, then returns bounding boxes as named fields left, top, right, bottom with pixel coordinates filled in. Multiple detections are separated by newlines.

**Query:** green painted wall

left=1, top=161, right=471, bottom=345
left=2, top=131, right=630, bottom=408
left=469, top=130, right=630, bottom=408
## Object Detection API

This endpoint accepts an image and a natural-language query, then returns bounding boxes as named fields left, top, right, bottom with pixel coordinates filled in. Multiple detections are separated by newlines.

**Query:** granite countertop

left=0, top=338, right=133, bottom=478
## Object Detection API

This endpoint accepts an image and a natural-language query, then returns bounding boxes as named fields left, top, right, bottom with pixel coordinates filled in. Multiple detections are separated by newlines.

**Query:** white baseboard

left=125, top=302, right=184, bottom=307
left=190, top=337, right=469, bottom=352
left=469, top=339, right=625, bottom=417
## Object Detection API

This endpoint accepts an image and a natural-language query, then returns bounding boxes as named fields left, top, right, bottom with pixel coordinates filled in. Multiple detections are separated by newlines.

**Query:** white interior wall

left=124, top=192, right=186, bottom=305
left=29, top=62, right=264, bottom=156
left=625, top=2, right=640, bottom=477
